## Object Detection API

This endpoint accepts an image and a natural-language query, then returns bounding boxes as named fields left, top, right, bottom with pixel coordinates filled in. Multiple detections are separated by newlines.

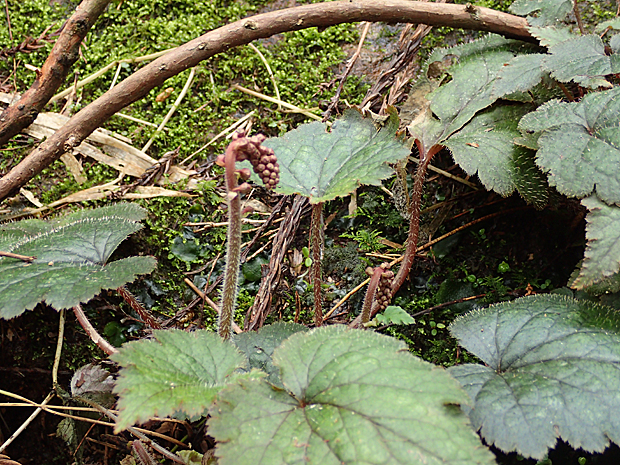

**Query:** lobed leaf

left=112, top=329, right=251, bottom=432
left=596, top=18, right=620, bottom=33
left=519, top=87, right=620, bottom=204
left=492, top=54, right=546, bottom=98
left=0, top=204, right=155, bottom=319
left=509, top=0, right=573, bottom=27
left=449, top=294, right=620, bottom=459
left=571, top=196, right=620, bottom=289
left=528, top=25, right=576, bottom=48
left=444, top=105, right=532, bottom=196
left=209, top=326, right=495, bottom=465
left=409, top=35, right=536, bottom=166
left=542, top=35, right=619, bottom=89
left=264, top=109, right=409, bottom=204
left=426, top=37, right=519, bottom=141
left=374, top=305, right=415, bottom=325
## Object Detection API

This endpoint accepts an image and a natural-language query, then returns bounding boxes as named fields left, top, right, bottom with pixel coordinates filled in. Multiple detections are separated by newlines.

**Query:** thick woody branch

left=0, top=1, right=531, bottom=201
left=0, top=0, right=112, bottom=146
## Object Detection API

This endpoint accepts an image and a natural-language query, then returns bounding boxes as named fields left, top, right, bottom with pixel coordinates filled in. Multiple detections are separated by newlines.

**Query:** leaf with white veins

left=0, top=203, right=155, bottom=319
left=450, top=294, right=620, bottom=459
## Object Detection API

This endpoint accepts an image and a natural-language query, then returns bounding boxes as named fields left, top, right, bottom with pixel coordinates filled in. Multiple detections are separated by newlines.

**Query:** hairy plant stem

left=360, top=267, right=383, bottom=325
left=310, top=202, right=324, bottom=327
left=349, top=143, right=441, bottom=329
left=218, top=142, right=243, bottom=340
left=52, top=309, right=66, bottom=387
left=392, top=144, right=441, bottom=294
left=73, top=304, right=118, bottom=356
left=117, top=286, right=162, bottom=329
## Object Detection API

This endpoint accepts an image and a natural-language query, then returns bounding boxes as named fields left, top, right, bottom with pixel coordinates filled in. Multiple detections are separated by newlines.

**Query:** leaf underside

left=0, top=203, right=155, bottom=319
left=209, top=326, right=495, bottom=465
left=265, top=108, right=410, bottom=204
left=112, top=329, right=250, bottom=432
left=449, top=294, right=620, bottom=459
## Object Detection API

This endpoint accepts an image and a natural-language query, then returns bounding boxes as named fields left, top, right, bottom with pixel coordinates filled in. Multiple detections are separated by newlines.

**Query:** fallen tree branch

left=0, top=1, right=531, bottom=201
left=0, top=0, right=112, bottom=146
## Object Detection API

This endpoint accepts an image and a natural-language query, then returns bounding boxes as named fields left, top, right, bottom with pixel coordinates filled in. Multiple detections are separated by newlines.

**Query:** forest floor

left=1, top=0, right=619, bottom=464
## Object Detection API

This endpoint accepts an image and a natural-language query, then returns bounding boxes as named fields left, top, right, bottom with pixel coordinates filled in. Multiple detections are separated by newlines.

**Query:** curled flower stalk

left=217, top=132, right=279, bottom=340
left=360, top=263, right=393, bottom=326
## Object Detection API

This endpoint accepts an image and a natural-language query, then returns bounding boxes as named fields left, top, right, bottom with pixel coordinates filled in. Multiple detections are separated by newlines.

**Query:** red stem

left=349, top=142, right=441, bottom=329
left=73, top=304, right=118, bottom=355
left=116, top=286, right=161, bottom=329
left=360, top=267, right=383, bottom=325
left=310, top=203, right=324, bottom=327
left=392, top=144, right=441, bottom=293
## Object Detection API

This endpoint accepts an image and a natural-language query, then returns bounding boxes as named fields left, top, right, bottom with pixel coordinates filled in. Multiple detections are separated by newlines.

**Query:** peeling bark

left=0, top=0, right=112, bottom=146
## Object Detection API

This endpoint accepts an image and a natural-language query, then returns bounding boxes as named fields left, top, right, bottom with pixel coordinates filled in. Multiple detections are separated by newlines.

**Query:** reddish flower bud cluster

left=376, top=265, right=394, bottom=311
left=216, top=131, right=280, bottom=190
left=234, top=132, right=280, bottom=189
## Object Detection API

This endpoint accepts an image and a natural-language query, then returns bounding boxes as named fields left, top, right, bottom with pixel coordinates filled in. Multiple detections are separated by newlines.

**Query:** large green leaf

left=409, top=35, right=534, bottom=169
left=209, top=326, right=495, bottom=465
left=571, top=196, right=620, bottom=289
left=518, top=87, right=620, bottom=204
left=0, top=204, right=156, bottom=318
left=425, top=36, right=520, bottom=143
left=509, top=0, right=573, bottom=27
left=263, top=109, right=409, bottom=204
left=449, top=294, right=620, bottom=459
left=528, top=25, right=576, bottom=47
left=492, top=54, right=546, bottom=98
left=542, top=35, right=620, bottom=88
left=112, top=329, right=251, bottom=432
left=443, top=105, right=532, bottom=196
left=233, top=322, right=308, bottom=386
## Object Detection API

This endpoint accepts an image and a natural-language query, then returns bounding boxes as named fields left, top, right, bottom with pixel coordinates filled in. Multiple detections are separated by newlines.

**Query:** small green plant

left=340, top=228, right=386, bottom=252
left=109, top=131, right=493, bottom=464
